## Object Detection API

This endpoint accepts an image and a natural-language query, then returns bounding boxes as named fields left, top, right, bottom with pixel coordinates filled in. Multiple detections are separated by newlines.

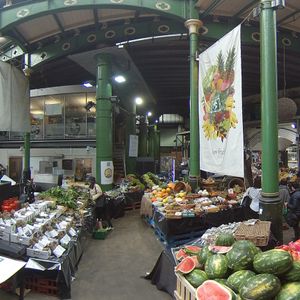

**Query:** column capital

left=94, top=53, right=111, bottom=64
left=185, top=19, right=203, bottom=35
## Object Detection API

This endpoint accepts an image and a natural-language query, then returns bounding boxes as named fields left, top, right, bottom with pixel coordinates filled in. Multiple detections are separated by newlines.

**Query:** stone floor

left=0, top=211, right=297, bottom=300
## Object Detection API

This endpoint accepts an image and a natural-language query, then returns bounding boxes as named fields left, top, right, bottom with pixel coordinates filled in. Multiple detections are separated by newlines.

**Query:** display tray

left=175, top=273, right=196, bottom=300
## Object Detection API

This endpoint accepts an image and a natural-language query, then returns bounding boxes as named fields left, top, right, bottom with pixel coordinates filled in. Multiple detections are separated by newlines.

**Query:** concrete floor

left=0, top=212, right=297, bottom=300
left=0, top=210, right=172, bottom=300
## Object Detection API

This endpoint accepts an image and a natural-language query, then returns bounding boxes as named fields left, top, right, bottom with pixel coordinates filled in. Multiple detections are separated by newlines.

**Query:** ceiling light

left=155, top=120, right=158, bottom=124
left=83, top=80, right=94, bottom=88
left=135, top=97, right=143, bottom=105
left=114, top=75, right=126, bottom=83
left=291, top=123, right=297, bottom=129
left=147, top=111, right=152, bottom=117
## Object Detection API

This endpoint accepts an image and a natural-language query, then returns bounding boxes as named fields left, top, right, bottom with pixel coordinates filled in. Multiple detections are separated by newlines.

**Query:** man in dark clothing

left=287, top=181, right=300, bottom=241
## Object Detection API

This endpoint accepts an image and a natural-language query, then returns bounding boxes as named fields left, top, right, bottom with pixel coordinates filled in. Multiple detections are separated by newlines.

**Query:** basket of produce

left=234, top=220, right=271, bottom=246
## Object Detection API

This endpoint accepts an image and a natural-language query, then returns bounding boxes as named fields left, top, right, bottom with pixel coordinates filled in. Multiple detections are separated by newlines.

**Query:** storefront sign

left=198, top=25, right=244, bottom=177
left=129, top=135, right=139, bottom=157
left=100, top=161, right=114, bottom=185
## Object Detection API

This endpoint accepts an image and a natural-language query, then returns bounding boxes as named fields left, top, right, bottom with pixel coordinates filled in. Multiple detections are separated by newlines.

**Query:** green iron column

left=185, top=19, right=203, bottom=190
left=154, top=125, right=160, bottom=173
left=95, top=54, right=113, bottom=191
left=125, top=100, right=137, bottom=174
left=260, top=0, right=282, bottom=243
left=148, top=126, right=155, bottom=158
left=138, top=116, right=148, bottom=157
left=23, top=132, right=31, bottom=180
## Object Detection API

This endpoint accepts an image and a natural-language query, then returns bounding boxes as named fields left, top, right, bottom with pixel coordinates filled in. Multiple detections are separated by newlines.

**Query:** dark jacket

left=288, top=189, right=300, bottom=216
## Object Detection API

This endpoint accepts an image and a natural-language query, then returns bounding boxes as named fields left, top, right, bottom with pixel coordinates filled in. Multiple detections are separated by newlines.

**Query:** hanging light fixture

left=278, top=45, right=297, bottom=121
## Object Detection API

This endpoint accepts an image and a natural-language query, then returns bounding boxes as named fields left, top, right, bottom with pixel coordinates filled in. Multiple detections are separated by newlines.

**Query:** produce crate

left=92, top=229, right=109, bottom=240
left=175, top=273, right=196, bottom=300
left=25, top=276, right=58, bottom=297
left=234, top=220, right=271, bottom=246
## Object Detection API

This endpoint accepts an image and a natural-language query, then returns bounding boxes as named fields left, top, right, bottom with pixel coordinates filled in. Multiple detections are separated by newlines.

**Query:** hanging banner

left=100, top=161, right=114, bottom=185
left=0, top=62, right=30, bottom=132
left=199, top=25, right=244, bottom=177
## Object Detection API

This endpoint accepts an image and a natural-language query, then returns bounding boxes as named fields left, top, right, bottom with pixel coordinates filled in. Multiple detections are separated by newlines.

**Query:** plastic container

left=93, top=229, right=109, bottom=240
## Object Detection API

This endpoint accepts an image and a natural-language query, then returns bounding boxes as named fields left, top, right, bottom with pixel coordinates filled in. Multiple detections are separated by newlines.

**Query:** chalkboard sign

left=62, top=159, right=73, bottom=170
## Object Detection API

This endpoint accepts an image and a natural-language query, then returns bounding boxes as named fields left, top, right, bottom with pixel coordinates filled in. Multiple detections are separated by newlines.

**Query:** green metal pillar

left=95, top=54, right=113, bottom=191
left=259, top=0, right=282, bottom=244
left=125, top=101, right=137, bottom=175
left=148, top=126, right=155, bottom=158
left=185, top=19, right=203, bottom=190
left=154, top=125, right=160, bottom=173
left=138, top=116, right=148, bottom=157
left=23, top=131, right=31, bottom=180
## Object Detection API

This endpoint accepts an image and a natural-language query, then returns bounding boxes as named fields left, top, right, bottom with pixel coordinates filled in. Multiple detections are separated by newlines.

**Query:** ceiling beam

left=232, top=0, right=257, bottom=19
left=277, top=9, right=300, bottom=25
left=200, top=0, right=226, bottom=18
left=52, top=14, right=65, bottom=34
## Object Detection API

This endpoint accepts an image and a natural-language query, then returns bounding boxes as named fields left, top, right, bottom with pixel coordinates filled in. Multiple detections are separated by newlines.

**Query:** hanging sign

left=100, top=161, right=114, bottom=185
left=129, top=135, right=139, bottom=157
left=199, top=25, right=244, bottom=177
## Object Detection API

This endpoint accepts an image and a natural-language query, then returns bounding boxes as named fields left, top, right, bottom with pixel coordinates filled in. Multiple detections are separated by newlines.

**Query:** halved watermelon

left=175, top=256, right=196, bottom=274
left=196, top=280, right=235, bottom=300
left=185, top=245, right=202, bottom=253
left=176, top=248, right=188, bottom=260
left=209, top=245, right=233, bottom=254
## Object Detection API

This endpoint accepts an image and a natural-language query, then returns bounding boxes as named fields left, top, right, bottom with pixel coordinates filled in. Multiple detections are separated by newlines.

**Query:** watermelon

left=175, top=256, right=196, bottom=274
left=226, top=242, right=257, bottom=271
left=240, top=273, right=281, bottom=300
left=185, top=269, right=208, bottom=288
left=209, top=245, right=233, bottom=254
left=281, top=260, right=300, bottom=282
left=196, top=280, right=236, bottom=300
left=197, top=245, right=212, bottom=265
left=226, top=270, right=256, bottom=293
left=205, top=254, right=229, bottom=279
left=215, top=233, right=235, bottom=246
left=214, top=278, right=229, bottom=286
left=275, top=282, right=300, bottom=300
left=184, top=245, right=201, bottom=254
left=253, top=249, right=293, bottom=275
left=176, top=248, right=187, bottom=261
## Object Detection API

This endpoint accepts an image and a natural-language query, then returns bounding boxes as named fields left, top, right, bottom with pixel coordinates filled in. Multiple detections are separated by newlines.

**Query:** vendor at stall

left=241, top=177, right=261, bottom=218
left=89, top=177, right=113, bottom=229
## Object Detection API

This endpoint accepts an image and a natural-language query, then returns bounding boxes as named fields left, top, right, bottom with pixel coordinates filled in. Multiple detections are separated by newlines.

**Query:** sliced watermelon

left=185, top=245, right=202, bottom=253
left=175, top=256, right=196, bottom=274
left=209, top=245, right=233, bottom=254
left=176, top=248, right=188, bottom=260
left=196, top=280, right=235, bottom=300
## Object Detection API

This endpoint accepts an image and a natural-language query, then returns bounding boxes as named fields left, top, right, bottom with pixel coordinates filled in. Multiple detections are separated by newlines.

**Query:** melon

left=184, top=245, right=202, bottom=255
left=209, top=245, right=233, bottom=254
left=175, top=256, right=196, bottom=274
left=176, top=248, right=188, bottom=261
left=196, top=280, right=236, bottom=300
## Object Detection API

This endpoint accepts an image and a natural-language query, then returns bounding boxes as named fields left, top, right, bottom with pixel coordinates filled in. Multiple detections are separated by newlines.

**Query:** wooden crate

left=234, top=220, right=271, bottom=246
left=175, top=273, right=196, bottom=300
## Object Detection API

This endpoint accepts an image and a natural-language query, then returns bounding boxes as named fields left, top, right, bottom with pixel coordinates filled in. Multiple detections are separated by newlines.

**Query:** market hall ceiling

left=1, top=0, right=300, bottom=119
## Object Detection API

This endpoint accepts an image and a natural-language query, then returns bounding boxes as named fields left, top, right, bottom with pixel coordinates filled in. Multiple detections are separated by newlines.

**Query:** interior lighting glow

left=291, top=123, right=297, bottom=129
left=135, top=97, right=143, bottom=105
left=147, top=111, right=152, bottom=117
left=114, top=75, right=126, bottom=83
left=155, top=120, right=158, bottom=124
left=83, top=82, right=93, bottom=88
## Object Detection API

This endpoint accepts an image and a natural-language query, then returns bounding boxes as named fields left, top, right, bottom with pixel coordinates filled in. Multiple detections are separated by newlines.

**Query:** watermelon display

left=196, top=280, right=236, bottom=300
left=275, top=282, right=300, bottom=300
left=280, top=260, right=300, bottom=282
left=205, top=254, right=229, bottom=279
left=226, top=240, right=257, bottom=271
left=175, top=256, right=196, bottom=274
left=185, top=269, right=208, bottom=288
left=214, top=278, right=229, bottom=286
left=184, top=245, right=201, bottom=255
left=197, top=245, right=212, bottom=265
left=253, top=249, right=293, bottom=275
left=176, top=248, right=187, bottom=261
left=215, top=233, right=235, bottom=246
left=226, top=270, right=256, bottom=293
left=239, top=273, right=281, bottom=300
left=209, top=245, right=232, bottom=254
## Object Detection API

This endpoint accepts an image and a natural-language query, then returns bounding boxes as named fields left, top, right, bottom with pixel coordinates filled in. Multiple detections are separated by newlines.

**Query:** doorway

left=9, top=157, right=23, bottom=182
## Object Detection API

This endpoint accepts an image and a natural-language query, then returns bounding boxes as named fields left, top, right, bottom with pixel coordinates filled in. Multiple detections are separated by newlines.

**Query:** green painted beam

left=200, top=0, right=224, bottom=18
left=0, top=0, right=195, bottom=32
left=232, top=0, right=257, bottom=19
left=277, top=9, right=300, bottom=25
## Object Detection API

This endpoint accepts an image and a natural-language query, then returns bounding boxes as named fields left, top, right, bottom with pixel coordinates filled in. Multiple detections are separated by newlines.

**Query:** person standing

left=287, top=181, right=300, bottom=241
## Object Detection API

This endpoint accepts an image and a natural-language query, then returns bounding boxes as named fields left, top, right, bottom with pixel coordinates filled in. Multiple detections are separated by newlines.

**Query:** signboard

left=129, top=135, right=139, bottom=157
left=100, top=161, right=114, bottom=185
left=199, top=25, right=244, bottom=177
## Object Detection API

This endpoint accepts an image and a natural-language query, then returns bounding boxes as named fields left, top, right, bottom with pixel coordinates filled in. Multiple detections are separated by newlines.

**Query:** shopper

left=89, top=177, right=113, bottom=229
left=287, top=181, right=300, bottom=241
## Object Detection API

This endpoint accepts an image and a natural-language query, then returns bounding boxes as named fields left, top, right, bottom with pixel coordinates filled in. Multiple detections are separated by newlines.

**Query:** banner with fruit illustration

left=199, top=25, right=244, bottom=177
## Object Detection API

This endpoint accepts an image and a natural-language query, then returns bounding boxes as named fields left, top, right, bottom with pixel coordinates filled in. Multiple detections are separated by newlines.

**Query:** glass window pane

left=87, top=93, right=96, bottom=137
left=30, top=97, right=44, bottom=140
left=10, top=131, right=23, bottom=140
left=44, top=96, right=64, bottom=139
left=0, top=131, right=9, bottom=141
left=65, top=93, right=87, bottom=138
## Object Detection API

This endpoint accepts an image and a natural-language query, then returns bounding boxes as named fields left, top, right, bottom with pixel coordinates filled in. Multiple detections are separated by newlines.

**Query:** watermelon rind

left=275, top=282, right=300, bottom=300
left=226, top=245, right=256, bottom=271
left=197, top=245, right=212, bottom=265
left=196, top=280, right=236, bottom=300
left=253, top=249, right=293, bottom=275
left=185, top=269, right=208, bottom=288
left=280, top=261, right=300, bottom=282
left=175, top=256, right=196, bottom=274
left=240, top=273, right=281, bottom=300
left=226, top=270, right=256, bottom=293
left=215, top=233, right=235, bottom=246
left=205, top=254, right=229, bottom=279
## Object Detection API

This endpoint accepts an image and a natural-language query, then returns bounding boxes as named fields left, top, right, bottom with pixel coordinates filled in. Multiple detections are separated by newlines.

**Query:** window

left=30, top=97, right=44, bottom=139
left=87, top=93, right=96, bottom=137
